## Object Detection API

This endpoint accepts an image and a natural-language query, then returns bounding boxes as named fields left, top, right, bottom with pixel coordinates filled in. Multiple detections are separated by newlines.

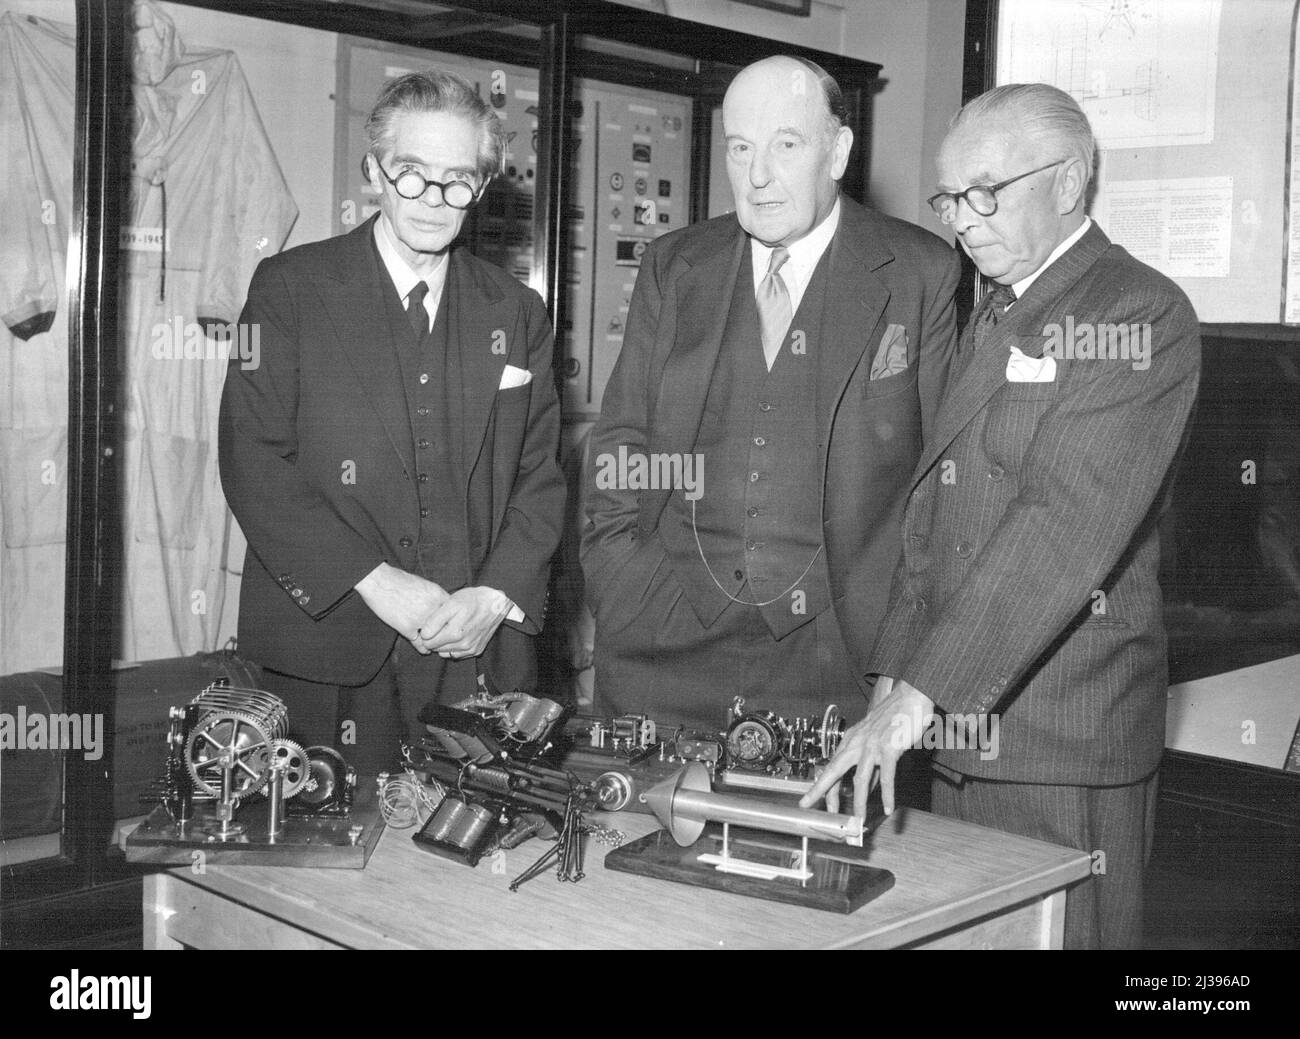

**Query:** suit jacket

left=581, top=197, right=961, bottom=681
left=866, top=222, right=1201, bottom=785
left=218, top=215, right=566, bottom=687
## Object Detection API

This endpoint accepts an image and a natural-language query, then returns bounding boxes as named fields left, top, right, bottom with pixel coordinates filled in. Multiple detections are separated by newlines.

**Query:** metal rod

left=267, top=768, right=285, bottom=838
left=671, top=788, right=863, bottom=844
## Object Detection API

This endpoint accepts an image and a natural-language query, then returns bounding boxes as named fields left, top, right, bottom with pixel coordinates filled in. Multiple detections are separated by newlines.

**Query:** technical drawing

left=999, top=0, right=1219, bottom=149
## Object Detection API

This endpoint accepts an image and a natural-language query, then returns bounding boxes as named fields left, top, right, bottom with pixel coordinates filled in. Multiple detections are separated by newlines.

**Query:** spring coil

left=378, top=771, right=445, bottom=829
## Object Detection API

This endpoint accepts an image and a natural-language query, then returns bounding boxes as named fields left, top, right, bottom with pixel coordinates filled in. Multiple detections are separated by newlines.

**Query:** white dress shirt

left=1009, top=215, right=1092, bottom=305
left=749, top=197, right=841, bottom=314
left=374, top=213, right=450, bottom=332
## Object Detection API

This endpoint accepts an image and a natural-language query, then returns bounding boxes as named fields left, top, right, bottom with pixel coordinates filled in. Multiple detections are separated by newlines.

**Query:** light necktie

left=972, top=282, right=1016, bottom=351
left=407, top=280, right=430, bottom=345
left=757, top=246, right=792, bottom=369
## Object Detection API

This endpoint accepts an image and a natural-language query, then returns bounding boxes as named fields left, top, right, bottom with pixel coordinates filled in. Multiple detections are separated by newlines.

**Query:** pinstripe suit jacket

left=865, top=223, right=1201, bottom=784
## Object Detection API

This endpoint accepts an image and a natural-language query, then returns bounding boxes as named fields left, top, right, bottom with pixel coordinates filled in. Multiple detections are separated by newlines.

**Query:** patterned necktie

left=757, top=246, right=792, bottom=369
left=407, top=280, right=430, bottom=345
left=972, top=282, right=1016, bottom=351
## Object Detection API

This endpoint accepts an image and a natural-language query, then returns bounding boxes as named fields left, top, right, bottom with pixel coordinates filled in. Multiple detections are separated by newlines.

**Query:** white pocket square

left=499, top=364, right=532, bottom=389
left=1006, top=346, right=1057, bottom=383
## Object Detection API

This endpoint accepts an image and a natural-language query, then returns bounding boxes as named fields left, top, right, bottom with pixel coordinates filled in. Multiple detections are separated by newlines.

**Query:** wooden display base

left=604, top=822, right=894, bottom=913
left=124, top=787, right=384, bottom=869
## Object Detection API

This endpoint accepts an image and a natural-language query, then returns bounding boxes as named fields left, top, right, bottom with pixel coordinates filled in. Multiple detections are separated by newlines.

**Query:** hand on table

left=799, top=676, right=935, bottom=821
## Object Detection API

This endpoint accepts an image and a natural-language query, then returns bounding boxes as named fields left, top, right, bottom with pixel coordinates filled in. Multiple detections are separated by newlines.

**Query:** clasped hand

left=355, top=563, right=509, bottom=658
left=414, top=586, right=512, bottom=659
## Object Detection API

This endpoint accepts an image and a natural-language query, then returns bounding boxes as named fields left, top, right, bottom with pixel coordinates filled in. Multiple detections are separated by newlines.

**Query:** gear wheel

left=186, top=708, right=276, bottom=800
left=820, top=704, right=843, bottom=759
left=268, top=739, right=310, bottom=799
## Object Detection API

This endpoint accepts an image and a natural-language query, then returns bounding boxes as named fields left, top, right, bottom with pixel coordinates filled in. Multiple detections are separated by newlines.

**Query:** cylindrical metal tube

left=670, top=788, right=862, bottom=844
left=267, top=767, right=285, bottom=837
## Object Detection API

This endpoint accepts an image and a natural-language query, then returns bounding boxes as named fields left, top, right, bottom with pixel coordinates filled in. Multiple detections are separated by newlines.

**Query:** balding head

left=725, top=55, right=848, bottom=140
left=722, top=56, right=853, bottom=247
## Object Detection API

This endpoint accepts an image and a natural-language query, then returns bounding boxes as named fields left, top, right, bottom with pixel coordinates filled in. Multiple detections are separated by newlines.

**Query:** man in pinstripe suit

left=803, top=84, right=1201, bottom=949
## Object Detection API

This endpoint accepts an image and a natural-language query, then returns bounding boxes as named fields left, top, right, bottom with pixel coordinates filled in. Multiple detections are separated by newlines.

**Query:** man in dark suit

left=803, top=84, right=1201, bottom=949
left=219, top=70, right=565, bottom=775
left=581, top=56, right=960, bottom=732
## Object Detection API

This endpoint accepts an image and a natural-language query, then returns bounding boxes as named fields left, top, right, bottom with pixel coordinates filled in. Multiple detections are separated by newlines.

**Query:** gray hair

left=951, top=83, right=1096, bottom=189
left=365, top=69, right=507, bottom=182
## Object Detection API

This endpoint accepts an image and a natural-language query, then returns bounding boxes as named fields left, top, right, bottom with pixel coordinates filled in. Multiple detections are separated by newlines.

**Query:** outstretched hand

left=799, top=676, right=935, bottom=820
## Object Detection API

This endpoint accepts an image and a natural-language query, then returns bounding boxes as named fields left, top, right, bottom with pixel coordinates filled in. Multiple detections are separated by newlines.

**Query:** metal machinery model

left=560, top=696, right=849, bottom=814
left=555, top=698, right=894, bottom=913
left=125, top=682, right=383, bottom=868
left=399, top=689, right=626, bottom=890
left=395, top=689, right=853, bottom=891
left=605, top=761, right=894, bottom=914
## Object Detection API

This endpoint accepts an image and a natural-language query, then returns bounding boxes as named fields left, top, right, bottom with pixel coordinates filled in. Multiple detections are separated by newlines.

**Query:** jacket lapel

left=815, top=206, right=893, bottom=444
left=448, top=250, right=510, bottom=485
left=318, top=217, right=415, bottom=475
left=910, top=222, right=1113, bottom=490
left=649, top=223, right=746, bottom=461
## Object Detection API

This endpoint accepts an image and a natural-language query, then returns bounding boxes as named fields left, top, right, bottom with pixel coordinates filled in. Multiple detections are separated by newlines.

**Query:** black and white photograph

left=0, top=0, right=1295, bottom=988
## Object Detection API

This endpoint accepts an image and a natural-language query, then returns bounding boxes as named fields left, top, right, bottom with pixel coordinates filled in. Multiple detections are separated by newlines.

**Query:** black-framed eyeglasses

left=927, top=160, right=1066, bottom=222
left=372, top=158, right=481, bottom=209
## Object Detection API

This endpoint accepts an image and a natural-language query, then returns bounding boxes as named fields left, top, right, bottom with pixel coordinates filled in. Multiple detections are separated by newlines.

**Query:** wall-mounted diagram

left=1000, top=0, right=1220, bottom=149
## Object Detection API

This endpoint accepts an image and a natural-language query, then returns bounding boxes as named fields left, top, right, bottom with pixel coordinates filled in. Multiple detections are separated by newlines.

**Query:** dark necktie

left=757, top=246, right=792, bottom=369
left=972, top=282, right=1016, bottom=350
left=407, top=281, right=430, bottom=345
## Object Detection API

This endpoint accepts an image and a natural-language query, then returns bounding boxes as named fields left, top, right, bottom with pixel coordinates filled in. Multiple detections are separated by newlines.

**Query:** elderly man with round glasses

left=219, top=69, right=565, bottom=776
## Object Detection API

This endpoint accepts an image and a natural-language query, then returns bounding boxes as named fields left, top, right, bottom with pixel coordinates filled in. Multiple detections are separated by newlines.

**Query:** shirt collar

left=750, top=197, right=841, bottom=297
left=1011, top=215, right=1091, bottom=300
left=373, top=213, right=450, bottom=316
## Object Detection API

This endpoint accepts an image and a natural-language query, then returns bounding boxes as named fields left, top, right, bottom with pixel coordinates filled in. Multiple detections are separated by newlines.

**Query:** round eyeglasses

left=373, top=158, right=480, bottom=209
left=927, top=160, right=1065, bottom=222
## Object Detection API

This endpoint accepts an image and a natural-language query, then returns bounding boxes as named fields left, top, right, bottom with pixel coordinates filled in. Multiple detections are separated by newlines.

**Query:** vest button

left=733, top=570, right=744, bottom=581
left=418, top=438, right=430, bottom=449
left=747, top=507, right=758, bottom=518
left=420, top=507, right=429, bottom=518
left=987, top=465, right=1004, bottom=481
left=913, top=597, right=927, bottom=612
left=956, top=540, right=972, bottom=557
left=753, top=436, right=766, bottom=447
left=758, top=402, right=772, bottom=412
left=418, top=473, right=429, bottom=483
left=399, top=537, right=413, bottom=548
left=749, top=471, right=760, bottom=482
left=417, top=406, right=430, bottom=417
left=746, top=540, right=757, bottom=551
left=419, top=373, right=430, bottom=385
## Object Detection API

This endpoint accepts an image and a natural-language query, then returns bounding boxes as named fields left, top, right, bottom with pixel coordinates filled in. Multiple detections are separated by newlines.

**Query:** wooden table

left=143, top=807, right=1090, bottom=949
